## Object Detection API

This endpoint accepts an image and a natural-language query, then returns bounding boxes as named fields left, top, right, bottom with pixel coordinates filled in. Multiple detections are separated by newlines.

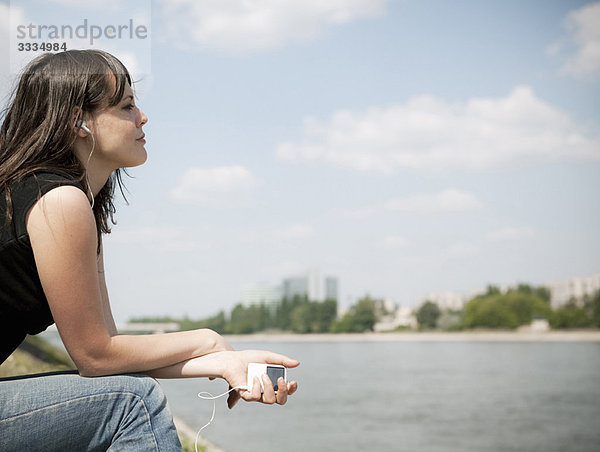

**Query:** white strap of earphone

left=84, top=132, right=95, bottom=208
left=78, top=119, right=96, bottom=208
left=195, top=385, right=247, bottom=452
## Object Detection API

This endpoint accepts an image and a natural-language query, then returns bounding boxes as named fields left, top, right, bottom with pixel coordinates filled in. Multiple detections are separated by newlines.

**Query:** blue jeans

left=0, top=371, right=183, bottom=451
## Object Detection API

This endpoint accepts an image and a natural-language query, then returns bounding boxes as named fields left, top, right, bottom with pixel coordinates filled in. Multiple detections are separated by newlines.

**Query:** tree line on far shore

left=130, top=285, right=600, bottom=334
left=416, top=285, right=600, bottom=331
left=130, top=295, right=380, bottom=334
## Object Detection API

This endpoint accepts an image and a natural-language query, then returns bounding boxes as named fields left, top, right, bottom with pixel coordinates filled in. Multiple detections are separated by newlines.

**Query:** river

left=158, top=340, right=600, bottom=452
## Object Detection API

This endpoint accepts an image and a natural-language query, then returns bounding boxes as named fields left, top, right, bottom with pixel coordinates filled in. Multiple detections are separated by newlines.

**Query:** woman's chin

left=128, top=149, right=148, bottom=167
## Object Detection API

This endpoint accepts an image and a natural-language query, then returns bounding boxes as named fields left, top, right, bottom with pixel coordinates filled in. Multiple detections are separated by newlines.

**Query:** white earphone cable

left=194, top=385, right=247, bottom=452
left=84, top=131, right=95, bottom=209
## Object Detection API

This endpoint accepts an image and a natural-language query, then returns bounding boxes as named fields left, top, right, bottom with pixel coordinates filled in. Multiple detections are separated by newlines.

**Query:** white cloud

left=108, top=226, right=208, bottom=250
left=170, top=165, right=261, bottom=206
left=486, top=226, right=535, bottom=241
left=340, top=207, right=376, bottom=219
left=276, top=223, right=315, bottom=240
left=106, top=48, right=146, bottom=78
left=443, top=242, right=479, bottom=259
left=377, top=235, right=407, bottom=249
left=109, top=226, right=180, bottom=243
left=384, top=188, right=483, bottom=213
left=156, top=0, right=385, bottom=54
left=550, top=2, right=600, bottom=78
left=276, top=86, right=600, bottom=173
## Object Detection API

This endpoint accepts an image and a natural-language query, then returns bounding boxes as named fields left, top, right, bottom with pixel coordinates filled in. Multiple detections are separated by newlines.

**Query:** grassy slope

left=0, top=335, right=75, bottom=378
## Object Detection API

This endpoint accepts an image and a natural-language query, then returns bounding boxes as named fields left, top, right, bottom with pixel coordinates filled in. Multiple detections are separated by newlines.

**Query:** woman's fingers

left=276, top=377, right=288, bottom=405
left=239, top=376, right=262, bottom=403
left=261, top=374, right=276, bottom=404
left=287, top=381, right=298, bottom=396
left=235, top=376, right=297, bottom=406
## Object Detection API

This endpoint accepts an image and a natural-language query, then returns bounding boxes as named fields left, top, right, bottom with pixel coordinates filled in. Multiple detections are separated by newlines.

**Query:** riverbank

left=223, top=329, right=600, bottom=343
left=173, top=416, right=225, bottom=452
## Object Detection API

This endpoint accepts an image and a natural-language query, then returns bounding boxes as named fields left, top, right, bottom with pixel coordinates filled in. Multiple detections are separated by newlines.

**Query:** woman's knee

left=110, top=374, right=168, bottom=410
left=104, top=375, right=182, bottom=450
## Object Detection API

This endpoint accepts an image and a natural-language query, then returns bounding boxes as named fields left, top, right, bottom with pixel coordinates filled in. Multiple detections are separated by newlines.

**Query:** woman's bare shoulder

left=27, top=184, right=95, bottom=242
left=38, top=184, right=90, bottom=207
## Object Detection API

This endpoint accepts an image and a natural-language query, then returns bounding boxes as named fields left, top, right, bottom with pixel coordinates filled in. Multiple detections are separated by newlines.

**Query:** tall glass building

left=282, top=269, right=338, bottom=301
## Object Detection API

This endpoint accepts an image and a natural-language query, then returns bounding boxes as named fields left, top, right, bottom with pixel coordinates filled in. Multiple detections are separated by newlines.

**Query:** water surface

left=160, top=341, right=600, bottom=452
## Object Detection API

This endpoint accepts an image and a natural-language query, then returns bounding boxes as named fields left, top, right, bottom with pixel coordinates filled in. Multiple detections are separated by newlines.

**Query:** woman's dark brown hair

left=0, top=49, right=133, bottom=245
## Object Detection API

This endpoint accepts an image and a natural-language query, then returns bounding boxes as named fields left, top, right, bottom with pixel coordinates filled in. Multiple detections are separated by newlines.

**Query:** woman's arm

left=147, top=350, right=300, bottom=408
left=27, top=185, right=230, bottom=377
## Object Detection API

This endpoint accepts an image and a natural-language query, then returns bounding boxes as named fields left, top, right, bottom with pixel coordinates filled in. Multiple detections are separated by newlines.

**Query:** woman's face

left=88, top=82, right=148, bottom=171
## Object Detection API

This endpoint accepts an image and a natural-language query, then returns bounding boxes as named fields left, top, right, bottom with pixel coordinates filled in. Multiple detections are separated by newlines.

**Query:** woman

left=0, top=50, right=298, bottom=451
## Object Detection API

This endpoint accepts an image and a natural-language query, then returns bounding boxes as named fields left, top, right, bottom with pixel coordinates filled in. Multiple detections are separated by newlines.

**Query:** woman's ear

left=71, top=106, right=90, bottom=137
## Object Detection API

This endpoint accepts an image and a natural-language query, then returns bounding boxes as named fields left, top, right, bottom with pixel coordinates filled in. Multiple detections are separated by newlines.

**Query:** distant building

left=374, top=304, right=417, bottom=332
left=517, top=318, right=550, bottom=333
left=240, top=270, right=339, bottom=309
left=546, top=274, right=600, bottom=309
left=240, top=282, right=282, bottom=313
left=410, top=274, right=600, bottom=314
left=414, top=291, right=471, bottom=311
left=282, top=277, right=306, bottom=300
left=282, top=269, right=338, bottom=302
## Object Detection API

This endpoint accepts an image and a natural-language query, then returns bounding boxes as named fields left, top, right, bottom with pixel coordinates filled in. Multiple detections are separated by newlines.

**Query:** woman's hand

left=216, top=350, right=299, bottom=409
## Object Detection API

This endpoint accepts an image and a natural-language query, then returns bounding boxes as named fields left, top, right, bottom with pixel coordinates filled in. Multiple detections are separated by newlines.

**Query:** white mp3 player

left=247, top=363, right=287, bottom=393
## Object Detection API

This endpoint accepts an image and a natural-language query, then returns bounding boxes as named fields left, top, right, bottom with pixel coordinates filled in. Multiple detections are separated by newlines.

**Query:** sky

left=1, top=0, right=599, bottom=322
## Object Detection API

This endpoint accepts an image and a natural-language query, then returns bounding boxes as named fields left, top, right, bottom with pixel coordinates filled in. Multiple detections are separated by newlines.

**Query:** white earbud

left=77, top=119, right=92, bottom=135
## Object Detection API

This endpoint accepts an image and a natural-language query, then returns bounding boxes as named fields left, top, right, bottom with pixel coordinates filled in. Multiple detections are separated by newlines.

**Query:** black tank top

left=0, top=171, right=86, bottom=363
